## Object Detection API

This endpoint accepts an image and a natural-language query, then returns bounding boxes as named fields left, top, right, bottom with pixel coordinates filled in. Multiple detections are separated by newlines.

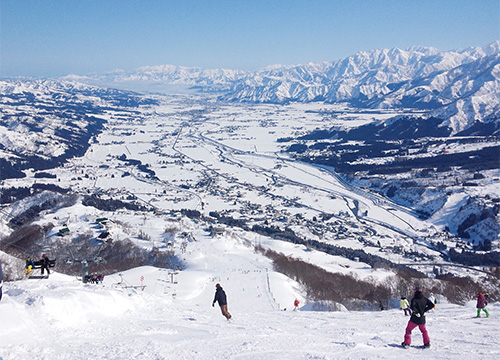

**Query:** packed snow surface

left=1, top=230, right=498, bottom=360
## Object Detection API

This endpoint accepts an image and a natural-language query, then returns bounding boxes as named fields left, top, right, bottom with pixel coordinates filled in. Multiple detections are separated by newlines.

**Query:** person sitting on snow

left=25, top=257, right=35, bottom=276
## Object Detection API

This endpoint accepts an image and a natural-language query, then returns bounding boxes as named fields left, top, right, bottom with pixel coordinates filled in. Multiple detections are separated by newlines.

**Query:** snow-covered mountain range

left=69, top=42, right=500, bottom=135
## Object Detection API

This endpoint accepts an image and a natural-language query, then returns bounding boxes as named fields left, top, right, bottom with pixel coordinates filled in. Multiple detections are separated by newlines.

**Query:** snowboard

left=388, top=343, right=430, bottom=350
left=401, top=343, right=430, bottom=349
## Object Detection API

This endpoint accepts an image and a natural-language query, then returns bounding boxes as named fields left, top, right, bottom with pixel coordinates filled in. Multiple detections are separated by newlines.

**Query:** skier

left=400, top=296, right=411, bottom=316
left=401, top=287, right=434, bottom=348
left=294, top=298, right=300, bottom=311
left=212, top=283, right=232, bottom=320
left=40, top=254, right=51, bottom=277
left=476, top=292, right=490, bottom=318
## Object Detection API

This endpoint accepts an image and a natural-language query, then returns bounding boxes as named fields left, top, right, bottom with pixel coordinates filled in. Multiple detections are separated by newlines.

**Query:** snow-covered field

left=1, top=97, right=454, bottom=263
left=1, top=229, right=499, bottom=360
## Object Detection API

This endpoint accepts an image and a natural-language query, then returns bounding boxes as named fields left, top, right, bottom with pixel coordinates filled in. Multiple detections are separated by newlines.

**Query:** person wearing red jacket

left=402, top=287, right=434, bottom=348
left=476, top=292, right=490, bottom=318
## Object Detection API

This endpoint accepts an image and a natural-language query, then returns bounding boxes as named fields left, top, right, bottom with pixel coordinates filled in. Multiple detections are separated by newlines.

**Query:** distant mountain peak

left=59, top=42, right=500, bottom=135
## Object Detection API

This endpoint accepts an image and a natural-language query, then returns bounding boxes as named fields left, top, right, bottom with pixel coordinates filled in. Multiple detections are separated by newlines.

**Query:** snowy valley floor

left=1, top=233, right=499, bottom=360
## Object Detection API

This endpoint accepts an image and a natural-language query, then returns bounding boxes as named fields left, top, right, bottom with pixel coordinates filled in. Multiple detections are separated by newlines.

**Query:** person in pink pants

left=402, top=287, right=434, bottom=348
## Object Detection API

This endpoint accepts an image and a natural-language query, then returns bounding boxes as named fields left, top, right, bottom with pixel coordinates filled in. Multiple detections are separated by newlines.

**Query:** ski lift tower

left=67, top=256, right=105, bottom=283
left=66, top=245, right=105, bottom=283
left=168, top=269, right=178, bottom=284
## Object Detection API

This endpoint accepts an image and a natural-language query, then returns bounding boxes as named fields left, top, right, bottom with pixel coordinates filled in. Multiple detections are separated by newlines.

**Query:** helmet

left=215, top=283, right=221, bottom=288
left=478, top=292, right=483, bottom=296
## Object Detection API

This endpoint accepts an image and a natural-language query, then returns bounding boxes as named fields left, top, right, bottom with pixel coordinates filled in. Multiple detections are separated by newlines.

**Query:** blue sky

left=1, top=0, right=499, bottom=77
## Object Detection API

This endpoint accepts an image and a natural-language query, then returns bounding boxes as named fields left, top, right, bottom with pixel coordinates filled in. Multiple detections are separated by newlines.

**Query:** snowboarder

left=212, top=283, right=231, bottom=320
left=400, top=296, right=411, bottom=316
left=294, top=299, right=300, bottom=311
left=476, top=292, right=490, bottom=318
left=25, top=257, right=35, bottom=277
left=428, top=293, right=437, bottom=309
left=40, top=254, right=51, bottom=277
left=401, top=287, right=434, bottom=348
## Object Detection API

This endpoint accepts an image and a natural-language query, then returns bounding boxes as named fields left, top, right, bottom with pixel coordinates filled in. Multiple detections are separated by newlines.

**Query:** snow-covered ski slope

left=1, top=229, right=499, bottom=360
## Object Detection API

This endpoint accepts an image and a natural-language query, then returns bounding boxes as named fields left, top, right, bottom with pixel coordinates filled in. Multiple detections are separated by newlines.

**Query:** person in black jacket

left=212, top=283, right=232, bottom=320
left=402, top=287, right=434, bottom=348
left=40, top=254, right=51, bottom=276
